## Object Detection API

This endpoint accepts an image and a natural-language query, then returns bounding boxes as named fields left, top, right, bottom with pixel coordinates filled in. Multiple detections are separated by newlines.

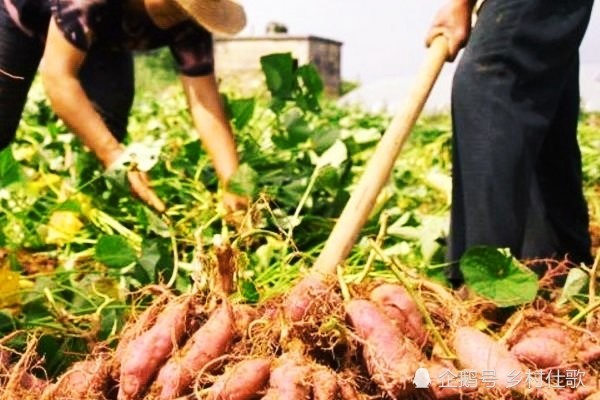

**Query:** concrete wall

left=214, top=35, right=342, bottom=96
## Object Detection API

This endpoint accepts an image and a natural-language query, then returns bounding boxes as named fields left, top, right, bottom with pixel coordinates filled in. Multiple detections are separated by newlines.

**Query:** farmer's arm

left=181, top=73, right=248, bottom=211
left=426, top=0, right=478, bottom=60
left=40, top=18, right=166, bottom=212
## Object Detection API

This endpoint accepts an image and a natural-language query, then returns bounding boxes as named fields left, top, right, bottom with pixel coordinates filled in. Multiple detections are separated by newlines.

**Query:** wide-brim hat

left=171, top=0, right=246, bottom=35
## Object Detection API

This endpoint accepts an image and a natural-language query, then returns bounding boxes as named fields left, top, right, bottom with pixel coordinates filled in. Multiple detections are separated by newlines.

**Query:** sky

left=240, top=0, right=600, bottom=85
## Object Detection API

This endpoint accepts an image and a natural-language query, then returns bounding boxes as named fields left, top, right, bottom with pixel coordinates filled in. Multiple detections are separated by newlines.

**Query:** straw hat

left=171, top=0, right=246, bottom=35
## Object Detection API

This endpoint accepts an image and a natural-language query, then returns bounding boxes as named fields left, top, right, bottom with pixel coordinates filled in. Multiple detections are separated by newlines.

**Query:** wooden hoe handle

left=313, top=36, right=450, bottom=276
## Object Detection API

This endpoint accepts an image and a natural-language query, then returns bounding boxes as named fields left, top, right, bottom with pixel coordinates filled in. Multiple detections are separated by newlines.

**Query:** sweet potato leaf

left=460, top=246, right=538, bottom=307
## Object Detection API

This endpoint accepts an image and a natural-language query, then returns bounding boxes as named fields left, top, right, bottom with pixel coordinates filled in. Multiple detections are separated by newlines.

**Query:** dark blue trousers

left=447, top=0, right=594, bottom=282
left=0, top=0, right=134, bottom=148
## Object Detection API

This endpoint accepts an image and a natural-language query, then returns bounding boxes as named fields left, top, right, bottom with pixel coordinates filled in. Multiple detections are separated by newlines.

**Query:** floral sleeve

left=168, top=22, right=214, bottom=76
left=49, top=0, right=107, bottom=51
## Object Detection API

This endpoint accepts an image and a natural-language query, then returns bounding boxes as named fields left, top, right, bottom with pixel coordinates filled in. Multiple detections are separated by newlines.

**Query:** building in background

left=215, top=27, right=343, bottom=96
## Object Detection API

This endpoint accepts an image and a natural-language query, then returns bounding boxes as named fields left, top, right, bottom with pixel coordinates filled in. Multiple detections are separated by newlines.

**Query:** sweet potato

left=111, top=292, right=172, bottom=379
left=206, top=358, right=271, bottom=400
left=346, top=299, right=421, bottom=397
left=338, top=380, right=361, bottom=400
left=117, top=299, right=190, bottom=400
left=43, top=357, right=109, bottom=400
left=426, top=359, right=477, bottom=399
left=232, top=304, right=259, bottom=336
left=0, top=349, right=10, bottom=373
left=153, top=301, right=235, bottom=399
left=369, top=283, right=428, bottom=346
left=453, top=327, right=525, bottom=390
left=510, top=327, right=572, bottom=368
left=283, top=274, right=340, bottom=322
left=511, top=337, right=569, bottom=368
left=261, top=353, right=312, bottom=400
left=311, top=366, right=338, bottom=400
left=19, top=372, right=48, bottom=395
left=578, top=342, right=600, bottom=364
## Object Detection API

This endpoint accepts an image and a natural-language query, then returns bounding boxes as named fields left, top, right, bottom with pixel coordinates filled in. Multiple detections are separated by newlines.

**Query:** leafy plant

left=459, top=246, right=539, bottom=307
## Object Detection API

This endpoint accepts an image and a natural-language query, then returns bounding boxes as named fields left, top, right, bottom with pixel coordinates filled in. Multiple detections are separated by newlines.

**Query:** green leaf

left=312, top=129, right=339, bottom=154
left=558, top=268, right=589, bottom=305
left=183, top=140, right=201, bottom=165
left=138, top=239, right=162, bottom=279
left=99, top=307, right=123, bottom=341
left=228, top=163, right=258, bottom=197
left=240, top=280, right=259, bottom=303
left=316, top=140, right=347, bottom=168
left=260, top=53, right=295, bottom=99
left=0, top=147, right=23, bottom=187
left=144, top=208, right=170, bottom=238
left=295, top=65, right=323, bottom=112
left=95, top=235, right=137, bottom=268
left=228, top=98, right=256, bottom=131
left=0, top=311, right=16, bottom=333
left=55, top=199, right=82, bottom=213
left=286, top=115, right=312, bottom=144
left=297, top=64, right=324, bottom=97
left=315, top=166, right=340, bottom=196
left=460, top=246, right=538, bottom=307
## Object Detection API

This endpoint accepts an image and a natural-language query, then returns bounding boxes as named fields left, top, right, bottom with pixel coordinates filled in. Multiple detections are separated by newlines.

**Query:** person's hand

left=126, top=170, right=167, bottom=213
left=426, top=0, right=475, bottom=60
left=222, top=191, right=249, bottom=214
left=102, top=146, right=167, bottom=213
left=221, top=191, right=249, bottom=228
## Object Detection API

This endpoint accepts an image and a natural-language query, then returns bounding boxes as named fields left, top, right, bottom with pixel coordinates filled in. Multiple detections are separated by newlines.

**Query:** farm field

left=0, top=53, right=599, bottom=399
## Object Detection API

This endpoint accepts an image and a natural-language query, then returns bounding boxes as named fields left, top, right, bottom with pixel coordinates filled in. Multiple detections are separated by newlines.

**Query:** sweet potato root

left=346, top=299, right=421, bottom=397
left=117, top=298, right=190, bottom=400
left=283, top=274, right=340, bottom=322
left=453, top=327, right=525, bottom=390
left=369, top=283, right=428, bottom=346
left=232, top=304, right=259, bottom=337
left=19, top=371, right=48, bottom=396
left=152, top=301, right=235, bottom=399
left=43, top=357, right=109, bottom=400
left=111, top=292, right=172, bottom=380
left=206, top=358, right=271, bottom=400
left=510, top=327, right=572, bottom=368
left=311, top=366, right=338, bottom=400
left=261, top=353, right=312, bottom=400
left=338, top=380, right=361, bottom=400
left=511, top=337, right=569, bottom=368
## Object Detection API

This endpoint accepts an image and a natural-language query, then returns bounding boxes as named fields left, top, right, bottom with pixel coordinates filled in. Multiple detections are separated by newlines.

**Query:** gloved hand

left=104, top=144, right=166, bottom=213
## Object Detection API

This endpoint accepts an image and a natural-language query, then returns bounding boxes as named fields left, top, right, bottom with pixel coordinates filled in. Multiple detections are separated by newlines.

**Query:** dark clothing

left=1, top=0, right=213, bottom=147
left=0, top=0, right=134, bottom=143
left=447, top=0, right=594, bottom=282
left=6, top=0, right=214, bottom=76
left=0, top=0, right=45, bottom=148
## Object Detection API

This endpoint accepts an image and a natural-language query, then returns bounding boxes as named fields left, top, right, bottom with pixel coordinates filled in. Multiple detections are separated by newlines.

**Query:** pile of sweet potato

left=1, top=276, right=599, bottom=400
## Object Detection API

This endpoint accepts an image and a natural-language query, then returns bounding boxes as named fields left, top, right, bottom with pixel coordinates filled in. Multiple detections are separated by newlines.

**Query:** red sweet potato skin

left=153, top=301, right=235, bottom=400
left=262, top=353, right=312, bottom=400
left=283, top=275, right=331, bottom=322
left=111, top=293, right=171, bottom=380
left=117, top=300, right=189, bottom=400
left=346, top=299, right=420, bottom=397
left=206, top=358, right=271, bottom=400
left=311, top=366, right=338, bottom=400
left=46, top=358, right=109, bottom=400
left=511, top=337, right=568, bottom=368
left=20, top=372, right=48, bottom=395
left=369, top=283, right=428, bottom=346
left=510, top=327, right=572, bottom=368
left=338, top=380, right=360, bottom=400
left=453, top=327, right=525, bottom=390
